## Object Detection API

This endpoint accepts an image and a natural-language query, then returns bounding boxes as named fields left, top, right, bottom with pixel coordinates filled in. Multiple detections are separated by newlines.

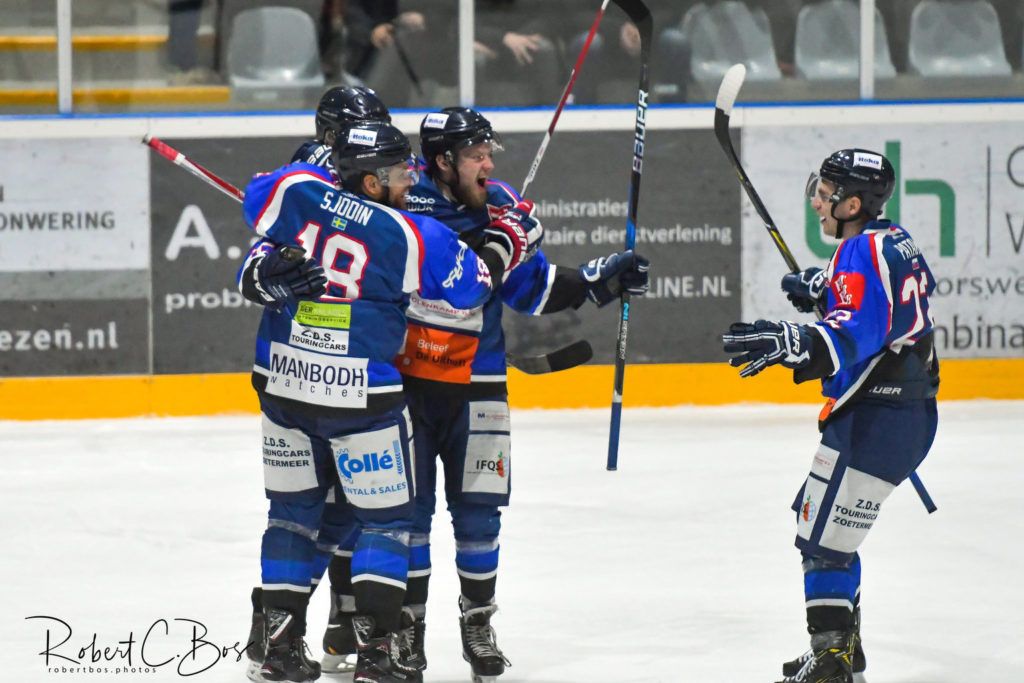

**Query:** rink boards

left=0, top=104, right=1021, bottom=417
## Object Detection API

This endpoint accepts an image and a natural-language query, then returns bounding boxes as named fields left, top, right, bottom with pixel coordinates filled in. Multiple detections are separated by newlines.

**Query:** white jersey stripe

left=375, top=203, right=422, bottom=293
left=253, top=171, right=331, bottom=236
left=530, top=263, right=557, bottom=315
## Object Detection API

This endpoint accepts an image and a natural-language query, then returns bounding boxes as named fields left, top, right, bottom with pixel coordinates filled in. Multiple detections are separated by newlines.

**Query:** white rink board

left=0, top=137, right=150, bottom=272
left=741, top=122, right=1024, bottom=358
left=1, top=402, right=1021, bottom=682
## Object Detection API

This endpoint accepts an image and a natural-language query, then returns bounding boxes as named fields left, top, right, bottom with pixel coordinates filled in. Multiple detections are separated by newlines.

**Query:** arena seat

left=908, top=0, right=1011, bottom=76
left=682, top=1, right=781, bottom=83
left=225, top=6, right=324, bottom=100
left=795, top=0, right=896, bottom=80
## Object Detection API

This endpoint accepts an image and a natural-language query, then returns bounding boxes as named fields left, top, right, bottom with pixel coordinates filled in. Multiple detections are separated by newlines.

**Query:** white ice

left=2, top=401, right=1021, bottom=682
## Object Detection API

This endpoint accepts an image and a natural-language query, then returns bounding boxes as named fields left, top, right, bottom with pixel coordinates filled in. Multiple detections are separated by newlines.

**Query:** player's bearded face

left=383, top=159, right=419, bottom=210
left=452, top=142, right=497, bottom=210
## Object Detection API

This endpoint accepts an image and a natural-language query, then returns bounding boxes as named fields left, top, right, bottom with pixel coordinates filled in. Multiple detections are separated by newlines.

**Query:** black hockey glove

left=781, top=267, right=828, bottom=314
left=722, top=320, right=812, bottom=378
left=578, top=250, right=651, bottom=307
left=252, top=245, right=327, bottom=308
left=481, top=199, right=544, bottom=274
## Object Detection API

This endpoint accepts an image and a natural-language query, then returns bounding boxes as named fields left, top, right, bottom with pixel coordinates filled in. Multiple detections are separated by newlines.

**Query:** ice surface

left=2, top=401, right=1021, bottom=682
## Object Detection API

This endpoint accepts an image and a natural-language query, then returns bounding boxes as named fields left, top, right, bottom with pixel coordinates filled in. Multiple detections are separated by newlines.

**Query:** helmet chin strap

left=829, top=196, right=867, bottom=240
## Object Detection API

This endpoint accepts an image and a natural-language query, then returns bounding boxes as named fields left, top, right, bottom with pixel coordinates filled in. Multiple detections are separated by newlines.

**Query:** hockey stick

left=521, top=0, right=611, bottom=197
left=507, top=339, right=593, bottom=374
left=142, top=135, right=586, bottom=375
left=508, top=0, right=611, bottom=376
left=606, top=0, right=652, bottom=471
left=713, top=65, right=936, bottom=513
left=143, top=134, right=244, bottom=202
left=392, top=31, right=424, bottom=97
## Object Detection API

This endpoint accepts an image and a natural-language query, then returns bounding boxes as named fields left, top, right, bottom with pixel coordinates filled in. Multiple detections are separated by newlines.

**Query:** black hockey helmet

left=332, top=121, right=415, bottom=192
left=419, top=107, right=501, bottom=172
left=315, top=86, right=391, bottom=142
left=813, top=148, right=896, bottom=219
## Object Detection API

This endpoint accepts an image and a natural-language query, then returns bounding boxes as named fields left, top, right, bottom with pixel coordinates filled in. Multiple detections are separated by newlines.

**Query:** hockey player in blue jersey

left=243, top=84, right=395, bottom=679
left=722, top=149, right=939, bottom=683
left=320, top=107, right=650, bottom=683
left=291, top=86, right=391, bottom=169
left=236, top=120, right=541, bottom=683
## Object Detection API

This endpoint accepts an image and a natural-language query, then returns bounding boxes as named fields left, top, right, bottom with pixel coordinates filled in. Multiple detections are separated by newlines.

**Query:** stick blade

left=715, top=63, right=747, bottom=116
left=507, top=340, right=593, bottom=375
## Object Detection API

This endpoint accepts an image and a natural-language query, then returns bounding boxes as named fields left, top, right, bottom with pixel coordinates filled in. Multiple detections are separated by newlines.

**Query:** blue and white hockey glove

left=579, top=250, right=651, bottom=307
left=482, top=199, right=544, bottom=272
left=722, top=320, right=812, bottom=378
left=781, top=267, right=828, bottom=314
left=252, top=245, right=327, bottom=308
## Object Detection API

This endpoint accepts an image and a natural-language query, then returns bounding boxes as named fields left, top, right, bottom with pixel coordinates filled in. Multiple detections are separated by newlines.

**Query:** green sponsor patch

left=295, top=301, right=351, bottom=329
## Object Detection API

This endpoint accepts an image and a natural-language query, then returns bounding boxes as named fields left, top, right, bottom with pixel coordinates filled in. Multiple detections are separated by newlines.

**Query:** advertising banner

left=149, top=137, right=304, bottom=373
left=149, top=130, right=740, bottom=370
left=741, top=123, right=1024, bottom=358
left=497, top=129, right=741, bottom=364
left=0, top=298, right=149, bottom=376
left=0, top=138, right=150, bottom=272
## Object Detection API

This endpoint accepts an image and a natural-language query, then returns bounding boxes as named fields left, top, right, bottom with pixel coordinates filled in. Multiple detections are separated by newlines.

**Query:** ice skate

left=321, top=592, right=357, bottom=674
left=254, top=607, right=320, bottom=682
left=775, top=630, right=854, bottom=683
left=351, top=614, right=421, bottom=683
left=459, top=601, right=510, bottom=683
left=782, top=609, right=865, bottom=682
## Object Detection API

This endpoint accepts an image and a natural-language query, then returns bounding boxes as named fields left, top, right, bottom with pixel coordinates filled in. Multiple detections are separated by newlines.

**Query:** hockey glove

left=579, top=250, right=651, bottom=307
left=252, top=245, right=327, bottom=308
left=481, top=199, right=544, bottom=273
left=722, top=320, right=812, bottom=378
left=781, top=267, right=828, bottom=314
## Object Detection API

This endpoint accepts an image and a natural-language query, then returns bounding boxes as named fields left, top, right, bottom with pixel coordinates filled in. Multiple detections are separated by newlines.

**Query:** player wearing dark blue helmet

left=318, top=105, right=652, bottom=683
left=724, top=149, right=938, bottom=683
left=291, top=86, right=392, bottom=170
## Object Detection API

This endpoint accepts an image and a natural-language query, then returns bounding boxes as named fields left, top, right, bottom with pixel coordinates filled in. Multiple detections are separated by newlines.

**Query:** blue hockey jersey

left=239, top=163, right=497, bottom=409
left=810, top=220, right=935, bottom=411
left=397, top=171, right=555, bottom=386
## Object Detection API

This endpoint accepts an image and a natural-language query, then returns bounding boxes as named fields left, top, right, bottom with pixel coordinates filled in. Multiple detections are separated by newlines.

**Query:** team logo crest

left=496, top=451, right=506, bottom=478
left=802, top=494, right=817, bottom=522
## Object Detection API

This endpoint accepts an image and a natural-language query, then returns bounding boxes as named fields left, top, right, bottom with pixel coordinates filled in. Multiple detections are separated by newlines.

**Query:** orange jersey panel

left=397, top=324, right=479, bottom=384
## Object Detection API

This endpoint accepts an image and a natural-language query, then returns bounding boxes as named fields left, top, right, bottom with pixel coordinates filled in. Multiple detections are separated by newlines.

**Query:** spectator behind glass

left=348, top=0, right=454, bottom=106
left=167, top=0, right=220, bottom=85
left=473, top=0, right=562, bottom=106
left=354, top=0, right=561, bottom=108
left=563, top=0, right=692, bottom=104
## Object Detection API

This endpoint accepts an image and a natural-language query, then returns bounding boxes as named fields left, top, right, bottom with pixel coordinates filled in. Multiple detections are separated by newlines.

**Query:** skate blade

left=471, top=676, right=498, bottom=683
left=853, top=674, right=867, bottom=683
left=321, top=651, right=357, bottom=674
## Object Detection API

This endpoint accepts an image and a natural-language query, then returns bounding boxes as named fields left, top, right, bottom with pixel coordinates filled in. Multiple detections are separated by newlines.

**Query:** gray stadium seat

left=682, top=1, right=781, bottom=83
left=226, top=6, right=325, bottom=98
left=908, top=0, right=1012, bottom=76
left=795, top=0, right=896, bottom=80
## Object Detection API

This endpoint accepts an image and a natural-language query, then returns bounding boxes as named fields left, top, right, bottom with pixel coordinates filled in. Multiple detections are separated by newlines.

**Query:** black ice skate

left=256, top=607, right=321, bottom=682
left=352, top=614, right=421, bottom=683
left=459, top=601, right=511, bottom=683
left=782, top=609, right=866, bottom=682
left=245, top=588, right=266, bottom=682
left=775, top=630, right=855, bottom=683
left=321, top=592, right=357, bottom=674
left=399, top=608, right=427, bottom=676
